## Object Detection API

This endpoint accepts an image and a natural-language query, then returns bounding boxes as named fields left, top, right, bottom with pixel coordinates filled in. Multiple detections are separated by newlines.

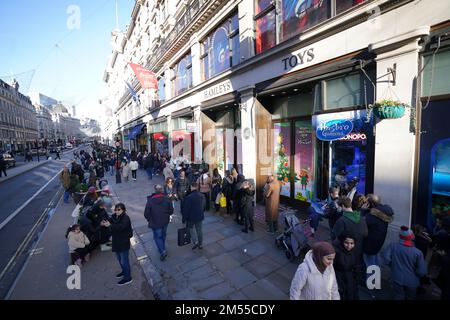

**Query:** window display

left=431, top=139, right=450, bottom=219
left=336, top=0, right=366, bottom=15
left=294, top=121, right=314, bottom=202
left=274, top=122, right=292, bottom=197
left=172, top=130, right=194, bottom=161
left=256, top=9, right=276, bottom=54
left=201, top=13, right=240, bottom=81
left=172, top=53, right=192, bottom=96
left=281, top=0, right=330, bottom=42
left=152, top=132, right=169, bottom=155
left=313, top=110, right=373, bottom=196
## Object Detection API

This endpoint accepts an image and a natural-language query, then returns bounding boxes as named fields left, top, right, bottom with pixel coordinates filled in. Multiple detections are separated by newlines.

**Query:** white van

left=65, top=143, right=73, bottom=149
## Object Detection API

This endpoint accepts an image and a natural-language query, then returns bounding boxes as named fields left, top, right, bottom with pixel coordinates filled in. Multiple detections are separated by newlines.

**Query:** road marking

left=0, top=165, right=65, bottom=231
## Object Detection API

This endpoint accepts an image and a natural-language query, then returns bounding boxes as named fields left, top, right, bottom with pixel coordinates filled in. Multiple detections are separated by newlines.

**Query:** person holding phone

left=101, top=203, right=133, bottom=286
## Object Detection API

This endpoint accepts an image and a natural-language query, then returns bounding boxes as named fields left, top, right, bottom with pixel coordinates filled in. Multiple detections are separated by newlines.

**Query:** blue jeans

left=393, top=282, right=417, bottom=300
left=115, top=250, right=131, bottom=281
left=64, top=190, right=70, bottom=203
left=146, top=167, right=153, bottom=180
left=152, top=225, right=168, bottom=255
left=187, top=221, right=203, bottom=245
left=110, top=165, right=115, bottom=176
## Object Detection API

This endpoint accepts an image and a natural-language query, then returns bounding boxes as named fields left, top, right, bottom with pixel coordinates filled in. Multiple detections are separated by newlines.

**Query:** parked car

left=65, top=143, right=73, bottom=149
left=2, top=152, right=16, bottom=168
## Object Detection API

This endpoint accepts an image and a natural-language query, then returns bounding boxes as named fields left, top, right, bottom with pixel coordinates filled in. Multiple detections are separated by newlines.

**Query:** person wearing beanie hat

left=290, top=241, right=340, bottom=300
left=382, top=226, right=427, bottom=300
left=82, top=187, right=99, bottom=208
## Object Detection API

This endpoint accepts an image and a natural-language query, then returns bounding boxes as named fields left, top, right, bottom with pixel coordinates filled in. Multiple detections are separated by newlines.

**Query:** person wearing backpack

left=101, top=203, right=134, bottom=286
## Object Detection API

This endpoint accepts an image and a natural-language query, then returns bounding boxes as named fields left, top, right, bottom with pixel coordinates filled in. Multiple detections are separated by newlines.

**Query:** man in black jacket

left=144, top=184, right=173, bottom=260
left=240, top=180, right=255, bottom=233
left=144, top=153, right=154, bottom=180
left=182, top=182, right=205, bottom=250
left=101, top=203, right=133, bottom=286
left=362, top=194, right=394, bottom=269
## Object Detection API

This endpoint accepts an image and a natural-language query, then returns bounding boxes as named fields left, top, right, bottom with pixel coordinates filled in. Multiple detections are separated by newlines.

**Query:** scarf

left=312, top=242, right=335, bottom=274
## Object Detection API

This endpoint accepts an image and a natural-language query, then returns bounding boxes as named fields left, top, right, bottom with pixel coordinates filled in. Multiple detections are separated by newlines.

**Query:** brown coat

left=60, top=170, right=71, bottom=190
left=265, top=180, right=281, bottom=221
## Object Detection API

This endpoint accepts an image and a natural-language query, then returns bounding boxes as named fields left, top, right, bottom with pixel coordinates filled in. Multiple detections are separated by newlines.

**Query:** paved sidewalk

left=9, top=188, right=153, bottom=300
left=109, top=169, right=441, bottom=300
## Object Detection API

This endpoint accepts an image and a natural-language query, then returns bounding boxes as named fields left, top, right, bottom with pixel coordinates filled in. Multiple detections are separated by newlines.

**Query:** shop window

left=422, top=49, right=450, bottom=97
left=271, top=91, right=314, bottom=120
left=172, top=52, right=193, bottom=96
left=336, top=0, right=366, bottom=15
left=255, top=5, right=276, bottom=54
left=158, top=77, right=166, bottom=103
left=274, top=122, right=292, bottom=197
left=294, top=120, right=314, bottom=202
left=201, top=12, right=240, bottom=81
left=431, top=139, right=450, bottom=223
left=324, top=73, right=363, bottom=110
left=255, top=0, right=366, bottom=54
left=281, top=0, right=331, bottom=42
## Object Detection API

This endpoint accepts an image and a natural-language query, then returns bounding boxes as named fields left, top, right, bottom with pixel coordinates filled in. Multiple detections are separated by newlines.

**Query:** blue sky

left=0, top=0, right=134, bottom=120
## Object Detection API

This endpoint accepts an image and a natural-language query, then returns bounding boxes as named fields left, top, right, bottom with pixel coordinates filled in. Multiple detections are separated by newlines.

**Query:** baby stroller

left=275, top=211, right=311, bottom=262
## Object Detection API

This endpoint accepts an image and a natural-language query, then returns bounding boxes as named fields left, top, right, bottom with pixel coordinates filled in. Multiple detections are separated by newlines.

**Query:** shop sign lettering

left=339, top=133, right=367, bottom=141
left=203, top=80, right=233, bottom=101
left=282, top=48, right=315, bottom=71
left=316, top=119, right=353, bottom=141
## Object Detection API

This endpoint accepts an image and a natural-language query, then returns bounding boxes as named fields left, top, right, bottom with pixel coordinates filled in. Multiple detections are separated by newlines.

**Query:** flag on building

left=124, top=81, right=140, bottom=105
left=128, top=63, right=158, bottom=90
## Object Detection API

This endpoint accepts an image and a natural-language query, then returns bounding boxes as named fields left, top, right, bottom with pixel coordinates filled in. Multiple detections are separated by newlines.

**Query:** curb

left=109, top=184, right=170, bottom=300
left=0, top=160, right=49, bottom=184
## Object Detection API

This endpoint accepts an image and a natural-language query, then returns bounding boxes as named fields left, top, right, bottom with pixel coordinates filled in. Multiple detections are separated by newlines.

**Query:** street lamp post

left=115, top=140, right=121, bottom=184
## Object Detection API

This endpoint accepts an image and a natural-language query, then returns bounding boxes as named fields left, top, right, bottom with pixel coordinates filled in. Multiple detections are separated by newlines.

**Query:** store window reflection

left=431, top=139, right=450, bottom=224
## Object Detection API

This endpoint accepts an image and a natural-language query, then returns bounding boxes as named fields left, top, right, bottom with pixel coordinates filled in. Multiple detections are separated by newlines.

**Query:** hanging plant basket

left=370, top=99, right=408, bottom=120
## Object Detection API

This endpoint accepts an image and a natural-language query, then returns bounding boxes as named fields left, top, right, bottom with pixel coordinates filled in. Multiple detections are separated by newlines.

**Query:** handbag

left=177, top=227, right=191, bottom=246
left=219, top=193, right=227, bottom=208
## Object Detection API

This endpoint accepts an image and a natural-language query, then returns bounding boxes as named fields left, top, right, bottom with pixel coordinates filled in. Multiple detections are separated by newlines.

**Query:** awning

left=128, top=123, right=146, bottom=140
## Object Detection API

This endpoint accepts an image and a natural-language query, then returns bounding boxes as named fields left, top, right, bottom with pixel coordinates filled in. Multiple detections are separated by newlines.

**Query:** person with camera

left=101, top=203, right=133, bottom=286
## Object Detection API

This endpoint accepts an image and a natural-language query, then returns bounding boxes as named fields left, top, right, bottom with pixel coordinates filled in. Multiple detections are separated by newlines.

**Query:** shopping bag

left=177, top=227, right=191, bottom=246
left=219, top=193, right=227, bottom=208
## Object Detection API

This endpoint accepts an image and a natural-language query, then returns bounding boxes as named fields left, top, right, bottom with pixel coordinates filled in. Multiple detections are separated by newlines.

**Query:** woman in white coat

left=290, top=241, right=340, bottom=300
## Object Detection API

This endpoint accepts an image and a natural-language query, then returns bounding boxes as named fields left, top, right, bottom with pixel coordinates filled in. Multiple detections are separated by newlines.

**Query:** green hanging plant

left=368, top=99, right=410, bottom=120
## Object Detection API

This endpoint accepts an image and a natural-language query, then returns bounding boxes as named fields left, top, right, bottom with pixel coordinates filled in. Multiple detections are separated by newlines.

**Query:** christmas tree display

left=275, top=134, right=299, bottom=184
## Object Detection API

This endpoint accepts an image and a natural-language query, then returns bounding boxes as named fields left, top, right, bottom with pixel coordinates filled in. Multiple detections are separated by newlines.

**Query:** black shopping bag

left=177, top=227, right=191, bottom=246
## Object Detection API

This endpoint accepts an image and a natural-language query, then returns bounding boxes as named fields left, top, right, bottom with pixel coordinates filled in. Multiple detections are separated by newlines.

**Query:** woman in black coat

left=333, top=231, right=360, bottom=300
left=240, top=180, right=255, bottom=233
left=101, top=203, right=133, bottom=286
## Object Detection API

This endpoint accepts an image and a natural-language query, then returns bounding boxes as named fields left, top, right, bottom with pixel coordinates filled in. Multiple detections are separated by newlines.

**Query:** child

left=66, top=224, right=91, bottom=266
left=382, top=226, right=427, bottom=300
left=333, top=231, right=360, bottom=300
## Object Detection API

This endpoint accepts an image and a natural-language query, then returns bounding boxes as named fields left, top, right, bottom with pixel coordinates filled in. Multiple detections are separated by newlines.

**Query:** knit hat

left=399, top=226, right=415, bottom=247
left=88, top=186, right=96, bottom=194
